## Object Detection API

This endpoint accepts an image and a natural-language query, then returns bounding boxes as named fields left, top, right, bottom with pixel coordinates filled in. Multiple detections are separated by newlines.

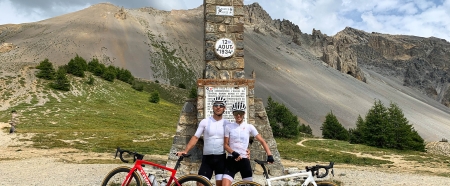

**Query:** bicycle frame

left=113, top=147, right=190, bottom=186
left=265, top=171, right=317, bottom=186
left=254, top=160, right=334, bottom=186
left=124, top=159, right=180, bottom=186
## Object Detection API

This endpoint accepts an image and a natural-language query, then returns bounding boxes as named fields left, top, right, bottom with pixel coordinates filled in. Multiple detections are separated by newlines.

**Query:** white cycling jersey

left=224, top=122, right=258, bottom=158
left=194, top=117, right=231, bottom=155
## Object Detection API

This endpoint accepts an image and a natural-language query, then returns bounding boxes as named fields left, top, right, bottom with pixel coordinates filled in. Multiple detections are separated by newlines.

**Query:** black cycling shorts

left=198, top=154, right=227, bottom=179
left=223, top=156, right=252, bottom=179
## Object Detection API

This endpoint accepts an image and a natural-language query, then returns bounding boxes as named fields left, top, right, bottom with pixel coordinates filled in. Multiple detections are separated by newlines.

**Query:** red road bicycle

left=101, top=147, right=212, bottom=186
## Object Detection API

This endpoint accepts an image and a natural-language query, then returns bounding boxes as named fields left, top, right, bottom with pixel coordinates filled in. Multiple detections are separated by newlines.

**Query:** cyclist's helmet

left=212, top=96, right=226, bottom=104
left=232, top=102, right=246, bottom=112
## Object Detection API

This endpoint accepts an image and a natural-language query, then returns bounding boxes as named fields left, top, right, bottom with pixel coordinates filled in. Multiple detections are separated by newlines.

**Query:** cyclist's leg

left=213, top=153, right=227, bottom=186
left=223, top=156, right=238, bottom=186
left=240, top=158, right=253, bottom=181
left=198, top=155, right=213, bottom=186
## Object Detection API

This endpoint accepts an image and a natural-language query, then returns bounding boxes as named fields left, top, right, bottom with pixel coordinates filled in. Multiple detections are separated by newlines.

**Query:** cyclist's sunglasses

left=233, top=111, right=245, bottom=116
left=213, top=103, right=225, bottom=108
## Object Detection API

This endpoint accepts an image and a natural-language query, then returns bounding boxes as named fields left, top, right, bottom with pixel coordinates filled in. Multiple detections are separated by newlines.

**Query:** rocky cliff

left=1, top=3, right=450, bottom=140
left=244, top=3, right=449, bottom=107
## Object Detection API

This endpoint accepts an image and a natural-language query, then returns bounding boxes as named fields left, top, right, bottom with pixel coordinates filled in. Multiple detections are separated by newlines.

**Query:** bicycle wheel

left=231, top=181, right=261, bottom=186
left=173, top=175, right=212, bottom=186
left=101, top=166, right=142, bottom=186
left=313, top=181, right=337, bottom=186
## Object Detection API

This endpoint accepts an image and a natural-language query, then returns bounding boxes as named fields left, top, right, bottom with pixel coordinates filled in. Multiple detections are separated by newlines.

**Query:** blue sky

left=0, top=0, right=449, bottom=41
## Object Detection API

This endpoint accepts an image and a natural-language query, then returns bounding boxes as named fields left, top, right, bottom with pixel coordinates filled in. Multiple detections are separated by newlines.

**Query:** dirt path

left=2, top=127, right=450, bottom=185
left=296, top=138, right=450, bottom=177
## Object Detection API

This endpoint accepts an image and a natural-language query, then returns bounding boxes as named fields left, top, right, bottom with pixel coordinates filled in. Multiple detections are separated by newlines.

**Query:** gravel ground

left=1, top=156, right=450, bottom=186
left=2, top=124, right=450, bottom=186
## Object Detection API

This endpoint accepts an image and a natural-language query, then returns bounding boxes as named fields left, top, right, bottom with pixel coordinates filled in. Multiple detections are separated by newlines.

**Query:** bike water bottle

left=160, top=179, right=167, bottom=186
left=148, top=174, right=159, bottom=186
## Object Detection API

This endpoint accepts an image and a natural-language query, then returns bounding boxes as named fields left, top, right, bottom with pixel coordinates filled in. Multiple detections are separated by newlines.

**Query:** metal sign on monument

left=205, top=86, right=247, bottom=123
left=216, top=6, right=234, bottom=16
left=215, top=38, right=235, bottom=58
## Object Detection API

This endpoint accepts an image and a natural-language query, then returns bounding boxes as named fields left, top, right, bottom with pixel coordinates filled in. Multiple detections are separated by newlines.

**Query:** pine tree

left=388, top=103, right=425, bottom=151
left=299, top=123, right=313, bottom=135
left=67, top=54, right=87, bottom=77
left=36, top=58, right=55, bottom=80
left=50, top=68, right=70, bottom=91
left=321, top=111, right=349, bottom=141
left=349, top=115, right=365, bottom=144
left=363, top=100, right=393, bottom=148
left=102, top=66, right=116, bottom=82
left=88, top=58, right=106, bottom=76
left=266, top=96, right=300, bottom=138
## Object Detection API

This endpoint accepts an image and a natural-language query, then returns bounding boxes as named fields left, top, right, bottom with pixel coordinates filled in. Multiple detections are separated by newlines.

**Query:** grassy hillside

left=1, top=73, right=185, bottom=155
left=1, top=70, right=450, bottom=177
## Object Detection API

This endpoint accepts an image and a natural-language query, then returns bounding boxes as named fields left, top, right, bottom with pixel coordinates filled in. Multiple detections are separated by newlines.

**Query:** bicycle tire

left=313, top=181, right=337, bottom=186
left=173, top=175, right=213, bottom=186
left=101, top=166, right=142, bottom=186
left=231, top=181, right=261, bottom=186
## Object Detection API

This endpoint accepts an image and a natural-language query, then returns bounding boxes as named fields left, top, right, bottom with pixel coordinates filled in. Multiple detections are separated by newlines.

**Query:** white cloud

left=0, top=0, right=43, bottom=24
left=0, top=0, right=449, bottom=41
left=250, top=0, right=450, bottom=41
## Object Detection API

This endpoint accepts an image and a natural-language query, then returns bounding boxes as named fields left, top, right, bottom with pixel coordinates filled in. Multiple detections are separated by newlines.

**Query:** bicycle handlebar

left=306, top=162, right=334, bottom=178
left=114, top=147, right=191, bottom=164
left=254, top=160, right=334, bottom=179
left=115, top=147, right=144, bottom=163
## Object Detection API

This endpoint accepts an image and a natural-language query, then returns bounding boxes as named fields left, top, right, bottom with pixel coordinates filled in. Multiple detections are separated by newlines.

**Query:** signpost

left=216, top=6, right=234, bottom=16
left=205, top=86, right=247, bottom=123
left=215, top=38, right=235, bottom=58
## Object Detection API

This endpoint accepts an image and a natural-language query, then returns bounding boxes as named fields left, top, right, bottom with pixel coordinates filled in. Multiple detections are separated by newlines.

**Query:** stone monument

left=168, top=0, right=284, bottom=177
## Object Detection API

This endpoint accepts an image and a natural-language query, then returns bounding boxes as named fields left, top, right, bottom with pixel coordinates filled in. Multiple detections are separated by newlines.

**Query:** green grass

left=276, top=136, right=450, bottom=169
left=276, top=137, right=392, bottom=166
left=2, top=71, right=450, bottom=175
left=1, top=74, right=183, bottom=155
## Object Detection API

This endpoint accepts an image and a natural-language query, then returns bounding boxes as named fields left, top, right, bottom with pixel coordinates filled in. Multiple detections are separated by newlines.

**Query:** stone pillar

left=168, top=0, right=283, bottom=178
left=204, top=0, right=245, bottom=80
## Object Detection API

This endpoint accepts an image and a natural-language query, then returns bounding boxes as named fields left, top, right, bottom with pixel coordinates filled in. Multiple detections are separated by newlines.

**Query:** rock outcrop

left=0, top=43, right=14, bottom=53
left=114, top=7, right=127, bottom=20
left=244, top=3, right=450, bottom=106
left=244, top=3, right=366, bottom=83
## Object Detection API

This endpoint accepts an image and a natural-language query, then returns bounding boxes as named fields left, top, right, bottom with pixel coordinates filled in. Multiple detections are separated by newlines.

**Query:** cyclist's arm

left=255, top=134, right=272, bottom=156
left=180, top=136, right=199, bottom=154
left=224, top=137, right=233, bottom=154
left=178, top=120, right=205, bottom=155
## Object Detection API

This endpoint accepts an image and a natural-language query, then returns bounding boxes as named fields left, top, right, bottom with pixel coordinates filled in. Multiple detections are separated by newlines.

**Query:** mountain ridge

left=1, top=2, right=450, bottom=141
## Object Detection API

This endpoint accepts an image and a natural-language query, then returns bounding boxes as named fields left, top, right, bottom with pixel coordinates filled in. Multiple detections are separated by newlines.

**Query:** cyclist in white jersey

left=177, top=96, right=231, bottom=186
left=223, top=102, right=274, bottom=186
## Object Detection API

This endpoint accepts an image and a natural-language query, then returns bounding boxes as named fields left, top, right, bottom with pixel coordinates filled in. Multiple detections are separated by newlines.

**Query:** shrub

left=178, top=83, right=186, bottom=89
left=86, top=75, right=95, bottom=85
left=132, top=81, right=144, bottom=91
left=188, top=87, right=197, bottom=98
left=149, top=90, right=160, bottom=103
left=36, top=58, right=55, bottom=80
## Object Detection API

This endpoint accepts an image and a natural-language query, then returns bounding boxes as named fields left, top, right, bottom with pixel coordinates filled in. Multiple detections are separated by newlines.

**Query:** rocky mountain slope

left=1, top=2, right=450, bottom=141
